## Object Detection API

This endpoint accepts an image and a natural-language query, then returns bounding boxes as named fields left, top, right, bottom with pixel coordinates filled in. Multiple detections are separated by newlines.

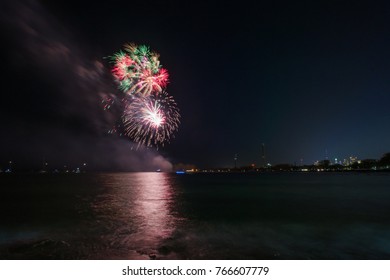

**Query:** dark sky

left=1, top=0, right=390, bottom=170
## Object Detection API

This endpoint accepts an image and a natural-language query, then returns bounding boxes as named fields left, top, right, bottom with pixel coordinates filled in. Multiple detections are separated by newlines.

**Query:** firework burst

left=107, top=43, right=180, bottom=148
left=122, top=91, right=180, bottom=147
left=110, top=43, right=168, bottom=97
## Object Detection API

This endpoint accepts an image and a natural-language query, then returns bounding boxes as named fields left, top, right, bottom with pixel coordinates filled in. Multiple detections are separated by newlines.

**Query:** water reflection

left=129, top=172, right=177, bottom=243
left=91, top=172, right=179, bottom=258
left=4, top=173, right=389, bottom=259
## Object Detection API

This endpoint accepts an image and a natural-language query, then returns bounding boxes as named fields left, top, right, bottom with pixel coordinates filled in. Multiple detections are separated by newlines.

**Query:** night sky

left=1, top=0, right=390, bottom=171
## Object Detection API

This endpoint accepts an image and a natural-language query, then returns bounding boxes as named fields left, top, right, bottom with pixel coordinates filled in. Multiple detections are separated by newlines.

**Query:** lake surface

left=1, top=172, right=390, bottom=259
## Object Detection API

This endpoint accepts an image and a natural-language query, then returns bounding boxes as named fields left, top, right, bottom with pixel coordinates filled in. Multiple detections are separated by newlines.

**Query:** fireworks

left=122, top=92, right=180, bottom=147
left=101, top=96, right=114, bottom=111
left=107, top=43, right=180, bottom=147
left=110, top=43, right=169, bottom=97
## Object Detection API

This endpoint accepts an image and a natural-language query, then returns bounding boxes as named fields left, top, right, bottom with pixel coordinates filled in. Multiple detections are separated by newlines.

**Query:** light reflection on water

left=89, top=172, right=181, bottom=258
left=1, top=172, right=390, bottom=259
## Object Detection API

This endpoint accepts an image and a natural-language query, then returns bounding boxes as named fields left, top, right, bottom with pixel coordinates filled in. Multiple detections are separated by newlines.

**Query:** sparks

left=107, top=43, right=180, bottom=147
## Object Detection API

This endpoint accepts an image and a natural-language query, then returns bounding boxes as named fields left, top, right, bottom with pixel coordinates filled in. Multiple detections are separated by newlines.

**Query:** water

left=1, top=172, right=390, bottom=259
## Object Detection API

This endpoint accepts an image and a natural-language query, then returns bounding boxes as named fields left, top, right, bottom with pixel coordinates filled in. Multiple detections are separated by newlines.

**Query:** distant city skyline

left=2, top=151, right=389, bottom=172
